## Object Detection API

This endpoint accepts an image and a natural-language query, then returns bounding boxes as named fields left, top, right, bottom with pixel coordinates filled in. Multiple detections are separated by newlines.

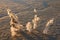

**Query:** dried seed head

left=34, top=8, right=37, bottom=13
left=46, top=18, right=54, bottom=27
left=26, top=22, right=32, bottom=32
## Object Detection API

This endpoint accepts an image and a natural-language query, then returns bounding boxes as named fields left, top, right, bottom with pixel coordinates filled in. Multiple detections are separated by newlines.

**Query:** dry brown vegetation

left=0, top=0, right=60, bottom=40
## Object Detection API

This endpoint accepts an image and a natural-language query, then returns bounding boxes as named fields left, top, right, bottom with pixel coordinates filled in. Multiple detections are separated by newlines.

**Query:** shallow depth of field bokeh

left=0, top=0, right=60, bottom=40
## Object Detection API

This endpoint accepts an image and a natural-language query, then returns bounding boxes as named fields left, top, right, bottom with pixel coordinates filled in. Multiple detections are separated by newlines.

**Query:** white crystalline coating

left=32, top=15, right=40, bottom=29
left=43, top=18, right=54, bottom=34
left=26, top=22, right=33, bottom=32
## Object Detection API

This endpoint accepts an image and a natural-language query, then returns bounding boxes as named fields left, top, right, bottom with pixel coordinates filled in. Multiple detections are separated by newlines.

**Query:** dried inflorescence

left=26, top=22, right=33, bottom=32
left=7, top=9, right=24, bottom=37
left=34, top=8, right=37, bottom=13
left=7, top=8, right=55, bottom=37
left=26, top=9, right=40, bottom=32
left=43, top=18, right=54, bottom=34
left=32, top=15, right=40, bottom=29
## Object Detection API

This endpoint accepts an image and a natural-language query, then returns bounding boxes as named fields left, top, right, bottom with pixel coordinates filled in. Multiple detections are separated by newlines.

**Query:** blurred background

left=0, top=0, right=60, bottom=40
